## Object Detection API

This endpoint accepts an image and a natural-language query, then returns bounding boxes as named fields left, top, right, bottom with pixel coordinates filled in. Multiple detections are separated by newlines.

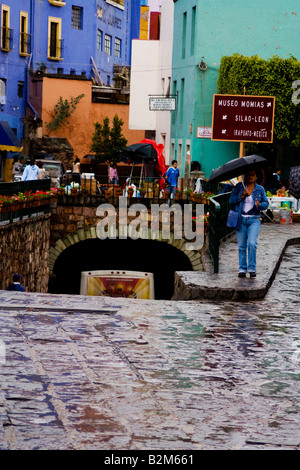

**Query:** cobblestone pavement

left=175, top=223, right=300, bottom=300
left=0, top=226, right=299, bottom=451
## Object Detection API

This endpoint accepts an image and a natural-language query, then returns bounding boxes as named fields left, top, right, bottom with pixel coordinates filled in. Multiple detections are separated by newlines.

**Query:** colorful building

left=129, top=0, right=174, bottom=164
left=171, top=0, right=300, bottom=179
left=0, top=0, right=143, bottom=181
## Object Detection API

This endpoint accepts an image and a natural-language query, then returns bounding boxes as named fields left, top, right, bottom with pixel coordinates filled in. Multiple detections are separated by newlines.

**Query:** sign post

left=149, top=96, right=176, bottom=111
left=211, top=94, right=275, bottom=146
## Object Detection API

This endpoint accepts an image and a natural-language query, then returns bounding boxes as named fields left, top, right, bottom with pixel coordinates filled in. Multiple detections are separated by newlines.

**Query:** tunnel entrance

left=50, top=238, right=194, bottom=300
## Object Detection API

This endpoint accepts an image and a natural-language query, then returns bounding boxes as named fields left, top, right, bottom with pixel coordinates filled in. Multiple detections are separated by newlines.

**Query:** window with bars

left=48, top=18, right=63, bottom=60
left=104, top=34, right=111, bottom=55
left=1, top=6, right=12, bottom=52
left=72, top=6, right=82, bottom=30
left=18, top=81, right=24, bottom=98
left=20, top=12, right=31, bottom=55
left=114, top=37, right=121, bottom=58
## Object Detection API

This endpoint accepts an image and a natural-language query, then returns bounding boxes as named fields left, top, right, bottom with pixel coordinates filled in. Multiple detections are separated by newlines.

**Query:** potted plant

left=58, top=185, right=65, bottom=196
left=138, top=184, right=146, bottom=198
left=193, top=191, right=202, bottom=203
left=116, top=186, right=123, bottom=197
left=184, top=188, right=193, bottom=200
left=69, top=182, right=79, bottom=196
left=175, top=188, right=182, bottom=200
left=80, top=185, right=89, bottom=197
left=127, top=186, right=134, bottom=198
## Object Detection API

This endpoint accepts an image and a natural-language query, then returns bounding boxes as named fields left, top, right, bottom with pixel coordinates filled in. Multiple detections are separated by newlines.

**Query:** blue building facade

left=0, top=0, right=141, bottom=180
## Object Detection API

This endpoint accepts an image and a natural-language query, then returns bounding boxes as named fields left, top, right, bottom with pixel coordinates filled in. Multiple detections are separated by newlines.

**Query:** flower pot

left=71, top=188, right=78, bottom=196
left=127, top=191, right=134, bottom=198
left=175, top=192, right=181, bottom=200
left=58, top=188, right=65, bottom=196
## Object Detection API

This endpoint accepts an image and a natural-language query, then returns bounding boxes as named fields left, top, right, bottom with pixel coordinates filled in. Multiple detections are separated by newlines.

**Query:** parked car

left=14, top=159, right=67, bottom=187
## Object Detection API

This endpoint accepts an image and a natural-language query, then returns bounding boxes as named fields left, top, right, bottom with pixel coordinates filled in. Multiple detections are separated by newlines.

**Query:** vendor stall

left=267, top=196, right=298, bottom=211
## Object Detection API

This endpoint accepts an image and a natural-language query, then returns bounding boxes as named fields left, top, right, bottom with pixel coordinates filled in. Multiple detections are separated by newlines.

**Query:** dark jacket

left=7, top=283, right=26, bottom=292
left=229, top=182, right=269, bottom=229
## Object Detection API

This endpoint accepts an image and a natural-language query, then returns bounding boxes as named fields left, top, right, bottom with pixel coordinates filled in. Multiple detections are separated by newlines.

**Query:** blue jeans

left=168, top=185, right=176, bottom=198
left=235, top=216, right=261, bottom=273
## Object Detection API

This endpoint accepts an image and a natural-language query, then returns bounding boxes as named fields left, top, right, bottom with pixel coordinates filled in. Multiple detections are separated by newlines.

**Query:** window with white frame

left=114, top=37, right=121, bottom=58
left=104, top=34, right=111, bottom=55
left=97, top=29, right=102, bottom=51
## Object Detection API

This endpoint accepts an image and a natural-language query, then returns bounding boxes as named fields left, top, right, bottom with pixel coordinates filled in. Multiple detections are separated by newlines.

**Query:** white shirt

left=242, top=194, right=255, bottom=217
left=22, top=164, right=39, bottom=181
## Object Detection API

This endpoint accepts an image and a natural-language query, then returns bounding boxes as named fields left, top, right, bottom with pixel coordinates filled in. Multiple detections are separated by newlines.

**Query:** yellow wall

left=41, top=77, right=145, bottom=161
left=140, top=6, right=149, bottom=39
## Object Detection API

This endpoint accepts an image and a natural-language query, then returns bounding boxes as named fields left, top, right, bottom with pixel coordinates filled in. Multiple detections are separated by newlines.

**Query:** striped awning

left=0, top=121, right=23, bottom=152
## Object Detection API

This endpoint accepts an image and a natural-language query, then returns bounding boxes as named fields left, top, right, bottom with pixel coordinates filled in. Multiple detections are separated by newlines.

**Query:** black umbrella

left=289, top=166, right=300, bottom=200
left=83, top=154, right=96, bottom=160
left=122, top=143, right=157, bottom=163
left=208, top=155, right=268, bottom=183
left=35, top=152, right=55, bottom=160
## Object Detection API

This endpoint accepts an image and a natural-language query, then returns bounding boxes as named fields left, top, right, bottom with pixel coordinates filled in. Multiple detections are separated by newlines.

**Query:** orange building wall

left=41, top=77, right=145, bottom=161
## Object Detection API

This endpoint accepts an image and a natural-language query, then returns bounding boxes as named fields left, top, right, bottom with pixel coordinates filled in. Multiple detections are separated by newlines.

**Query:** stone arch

left=49, top=227, right=202, bottom=277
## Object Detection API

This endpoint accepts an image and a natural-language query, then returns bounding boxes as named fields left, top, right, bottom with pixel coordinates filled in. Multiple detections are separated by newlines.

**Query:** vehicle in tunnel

left=80, top=270, right=155, bottom=299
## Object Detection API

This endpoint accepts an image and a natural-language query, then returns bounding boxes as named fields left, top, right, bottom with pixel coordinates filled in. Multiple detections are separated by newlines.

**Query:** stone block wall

left=0, top=215, right=51, bottom=292
left=49, top=202, right=205, bottom=277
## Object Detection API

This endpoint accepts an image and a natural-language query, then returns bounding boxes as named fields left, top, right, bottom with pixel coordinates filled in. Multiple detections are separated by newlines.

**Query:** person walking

left=21, top=159, right=39, bottom=181
left=229, top=169, right=268, bottom=278
left=164, top=160, right=180, bottom=199
left=7, top=274, right=26, bottom=292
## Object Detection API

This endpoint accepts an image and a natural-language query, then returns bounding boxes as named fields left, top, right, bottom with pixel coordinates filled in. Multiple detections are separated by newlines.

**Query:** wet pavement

left=0, top=224, right=299, bottom=451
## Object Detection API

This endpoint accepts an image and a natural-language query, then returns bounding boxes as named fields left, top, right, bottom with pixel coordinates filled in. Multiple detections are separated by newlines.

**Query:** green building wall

left=171, top=0, right=300, bottom=179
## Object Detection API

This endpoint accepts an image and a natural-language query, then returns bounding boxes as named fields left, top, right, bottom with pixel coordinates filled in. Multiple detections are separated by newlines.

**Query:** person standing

left=12, top=158, right=23, bottom=180
left=36, top=161, right=46, bottom=179
left=109, top=163, right=118, bottom=185
left=21, top=159, right=39, bottom=181
left=229, top=169, right=268, bottom=278
left=164, top=160, right=180, bottom=199
left=72, top=157, right=81, bottom=184
left=7, top=274, right=26, bottom=292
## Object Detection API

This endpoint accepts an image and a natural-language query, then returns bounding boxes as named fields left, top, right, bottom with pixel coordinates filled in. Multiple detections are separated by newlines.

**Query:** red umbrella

left=139, top=139, right=167, bottom=176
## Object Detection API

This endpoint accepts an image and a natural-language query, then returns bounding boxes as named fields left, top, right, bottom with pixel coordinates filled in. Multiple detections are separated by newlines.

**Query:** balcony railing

left=57, top=175, right=214, bottom=212
left=48, top=38, right=64, bottom=60
left=1, top=27, right=13, bottom=52
left=208, top=191, right=234, bottom=273
left=0, top=180, right=52, bottom=226
left=20, top=32, right=31, bottom=55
